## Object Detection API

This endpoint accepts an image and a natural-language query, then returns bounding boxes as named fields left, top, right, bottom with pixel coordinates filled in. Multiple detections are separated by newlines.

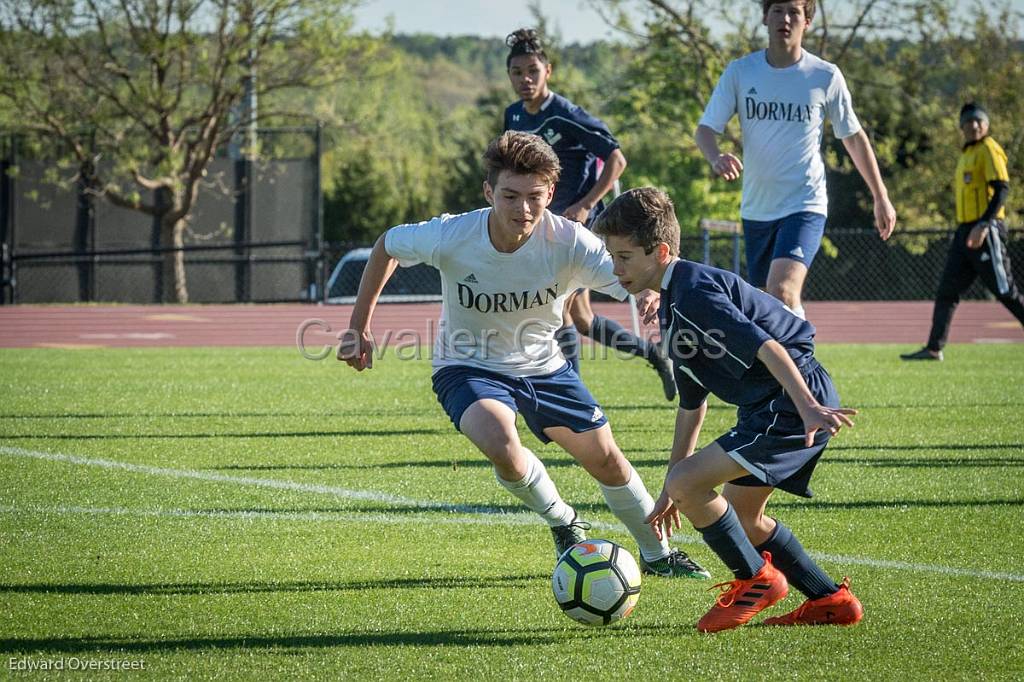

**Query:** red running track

left=0, top=301, right=1021, bottom=349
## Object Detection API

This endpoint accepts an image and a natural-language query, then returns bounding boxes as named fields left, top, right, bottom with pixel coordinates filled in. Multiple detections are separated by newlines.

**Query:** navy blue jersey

left=504, top=92, right=620, bottom=216
left=658, top=260, right=817, bottom=410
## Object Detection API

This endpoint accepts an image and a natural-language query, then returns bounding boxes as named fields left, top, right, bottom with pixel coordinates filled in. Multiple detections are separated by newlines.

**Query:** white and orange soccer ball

left=551, top=539, right=641, bottom=626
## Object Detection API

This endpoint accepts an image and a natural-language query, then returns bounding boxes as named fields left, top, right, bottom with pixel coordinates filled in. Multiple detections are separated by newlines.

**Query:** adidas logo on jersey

left=748, top=87, right=758, bottom=95
left=463, top=273, right=478, bottom=283
left=591, top=406, right=604, bottom=422
left=789, top=246, right=805, bottom=258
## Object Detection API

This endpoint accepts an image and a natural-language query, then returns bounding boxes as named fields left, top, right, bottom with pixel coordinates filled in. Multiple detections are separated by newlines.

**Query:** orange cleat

left=696, top=552, right=789, bottom=633
left=763, top=577, right=863, bottom=626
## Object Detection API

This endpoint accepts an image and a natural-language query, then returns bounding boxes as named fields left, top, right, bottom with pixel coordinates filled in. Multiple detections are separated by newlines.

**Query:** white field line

left=0, top=445, right=636, bottom=535
left=0, top=503, right=542, bottom=527
left=3, top=444, right=1023, bottom=583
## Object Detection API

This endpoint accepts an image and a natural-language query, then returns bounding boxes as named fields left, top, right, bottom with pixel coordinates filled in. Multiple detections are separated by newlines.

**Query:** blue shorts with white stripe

left=716, top=360, right=840, bottom=498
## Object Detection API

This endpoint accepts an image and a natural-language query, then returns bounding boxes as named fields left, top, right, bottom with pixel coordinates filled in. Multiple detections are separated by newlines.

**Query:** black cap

left=959, top=102, right=989, bottom=127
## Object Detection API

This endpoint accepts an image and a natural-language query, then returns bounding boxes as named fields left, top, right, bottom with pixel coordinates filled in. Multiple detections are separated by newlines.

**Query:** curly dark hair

left=506, top=28, right=548, bottom=69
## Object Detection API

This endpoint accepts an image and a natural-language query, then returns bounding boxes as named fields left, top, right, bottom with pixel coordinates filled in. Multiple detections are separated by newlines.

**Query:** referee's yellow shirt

left=956, top=136, right=1009, bottom=224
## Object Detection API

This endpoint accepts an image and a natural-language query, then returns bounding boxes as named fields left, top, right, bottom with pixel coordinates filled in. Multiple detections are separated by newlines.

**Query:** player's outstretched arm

left=564, top=148, right=627, bottom=223
left=646, top=403, right=707, bottom=540
left=695, top=125, right=742, bottom=181
left=842, top=129, right=896, bottom=240
left=756, top=340, right=857, bottom=446
left=337, top=233, right=400, bottom=371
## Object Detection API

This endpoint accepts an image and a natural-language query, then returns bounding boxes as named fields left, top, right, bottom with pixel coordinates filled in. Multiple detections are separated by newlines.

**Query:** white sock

left=599, top=465, right=669, bottom=562
left=495, top=449, right=575, bottom=527
left=791, top=305, right=806, bottom=320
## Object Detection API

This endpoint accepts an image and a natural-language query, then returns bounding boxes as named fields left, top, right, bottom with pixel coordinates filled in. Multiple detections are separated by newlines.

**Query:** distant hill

left=388, top=34, right=627, bottom=112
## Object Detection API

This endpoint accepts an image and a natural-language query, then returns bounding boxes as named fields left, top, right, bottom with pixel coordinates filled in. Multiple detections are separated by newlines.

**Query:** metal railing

left=9, top=240, right=321, bottom=304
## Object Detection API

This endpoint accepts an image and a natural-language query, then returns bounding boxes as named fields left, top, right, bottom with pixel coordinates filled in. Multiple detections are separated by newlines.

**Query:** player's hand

left=635, top=289, right=660, bottom=325
left=711, top=153, right=743, bottom=181
left=966, top=221, right=990, bottom=249
left=563, top=202, right=593, bottom=224
left=797, top=403, right=858, bottom=447
left=874, top=195, right=897, bottom=241
left=337, top=328, right=374, bottom=371
left=644, top=489, right=682, bottom=541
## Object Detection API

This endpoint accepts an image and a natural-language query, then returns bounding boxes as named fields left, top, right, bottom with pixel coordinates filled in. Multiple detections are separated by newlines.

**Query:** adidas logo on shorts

left=591, top=407, right=604, bottom=422
left=789, top=246, right=805, bottom=259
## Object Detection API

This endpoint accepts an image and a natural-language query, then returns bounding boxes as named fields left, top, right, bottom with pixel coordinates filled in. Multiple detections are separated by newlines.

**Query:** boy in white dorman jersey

left=338, top=131, right=709, bottom=579
left=696, top=0, right=897, bottom=319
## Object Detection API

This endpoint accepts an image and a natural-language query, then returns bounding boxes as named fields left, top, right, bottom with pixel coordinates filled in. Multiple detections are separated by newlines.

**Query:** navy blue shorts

left=716, top=360, right=839, bottom=498
left=742, top=211, right=827, bottom=288
left=431, top=363, right=608, bottom=444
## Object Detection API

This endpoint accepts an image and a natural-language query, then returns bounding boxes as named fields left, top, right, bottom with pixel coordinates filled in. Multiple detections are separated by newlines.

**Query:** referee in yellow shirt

left=902, top=103, right=1024, bottom=360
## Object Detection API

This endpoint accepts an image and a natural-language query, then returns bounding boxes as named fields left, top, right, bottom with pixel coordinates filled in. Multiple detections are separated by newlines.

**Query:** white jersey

left=384, top=208, right=628, bottom=376
left=699, top=49, right=861, bottom=221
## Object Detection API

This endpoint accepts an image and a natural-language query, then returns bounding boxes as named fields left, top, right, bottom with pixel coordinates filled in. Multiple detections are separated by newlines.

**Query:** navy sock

left=588, top=315, right=655, bottom=362
left=696, top=504, right=764, bottom=580
left=555, top=326, right=580, bottom=374
left=755, top=521, right=838, bottom=599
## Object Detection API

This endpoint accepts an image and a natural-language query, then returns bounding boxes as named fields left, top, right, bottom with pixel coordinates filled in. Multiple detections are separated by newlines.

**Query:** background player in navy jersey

left=901, top=103, right=1024, bottom=361
left=696, top=0, right=896, bottom=320
left=594, top=187, right=864, bottom=632
left=503, top=28, right=676, bottom=400
left=338, top=132, right=709, bottom=579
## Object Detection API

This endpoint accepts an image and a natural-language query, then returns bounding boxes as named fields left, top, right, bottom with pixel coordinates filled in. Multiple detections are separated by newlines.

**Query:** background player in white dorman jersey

left=696, top=0, right=897, bottom=320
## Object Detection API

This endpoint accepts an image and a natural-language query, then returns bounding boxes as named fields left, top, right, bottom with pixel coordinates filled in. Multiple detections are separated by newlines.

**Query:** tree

left=593, top=0, right=1023, bottom=231
left=320, top=43, right=491, bottom=246
left=0, top=0, right=371, bottom=301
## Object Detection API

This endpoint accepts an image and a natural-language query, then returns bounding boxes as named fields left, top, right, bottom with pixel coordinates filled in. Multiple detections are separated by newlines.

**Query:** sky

left=351, top=0, right=1024, bottom=44
left=351, top=0, right=642, bottom=43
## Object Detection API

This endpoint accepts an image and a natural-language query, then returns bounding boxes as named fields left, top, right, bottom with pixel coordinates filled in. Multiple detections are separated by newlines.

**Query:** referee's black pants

left=926, top=220, right=1024, bottom=351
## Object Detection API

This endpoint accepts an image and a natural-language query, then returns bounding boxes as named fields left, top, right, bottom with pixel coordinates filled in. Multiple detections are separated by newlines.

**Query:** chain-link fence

left=317, top=226, right=1022, bottom=305
left=693, top=226, right=1023, bottom=300
left=1, top=127, right=324, bottom=304
left=319, top=225, right=1021, bottom=304
left=320, top=225, right=1021, bottom=305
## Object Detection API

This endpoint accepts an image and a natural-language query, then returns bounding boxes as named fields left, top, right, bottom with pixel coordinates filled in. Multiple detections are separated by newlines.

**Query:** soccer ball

left=551, top=539, right=641, bottom=626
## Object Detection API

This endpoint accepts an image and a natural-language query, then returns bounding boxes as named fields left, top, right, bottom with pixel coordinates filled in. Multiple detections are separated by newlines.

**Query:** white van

left=325, top=248, right=442, bottom=304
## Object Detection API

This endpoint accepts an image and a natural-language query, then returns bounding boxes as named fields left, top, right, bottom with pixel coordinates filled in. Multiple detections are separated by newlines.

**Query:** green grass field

left=1, top=344, right=1023, bottom=679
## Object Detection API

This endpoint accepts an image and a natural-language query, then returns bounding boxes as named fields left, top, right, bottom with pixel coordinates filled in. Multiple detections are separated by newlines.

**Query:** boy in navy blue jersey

left=593, top=187, right=864, bottom=633
left=503, top=28, right=675, bottom=401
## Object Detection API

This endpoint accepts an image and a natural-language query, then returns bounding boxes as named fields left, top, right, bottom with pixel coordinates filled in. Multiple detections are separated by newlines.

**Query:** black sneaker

left=641, top=549, right=711, bottom=579
left=649, top=347, right=677, bottom=402
left=900, top=347, right=943, bottom=361
left=550, top=516, right=591, bottom=560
